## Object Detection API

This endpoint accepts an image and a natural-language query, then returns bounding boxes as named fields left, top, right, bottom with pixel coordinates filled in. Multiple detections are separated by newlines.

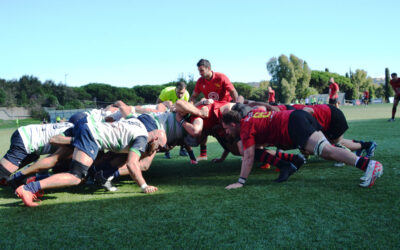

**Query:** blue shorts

left=3, top=130, right=39, bottom=168
left=72, top=122, right=100, bottom=160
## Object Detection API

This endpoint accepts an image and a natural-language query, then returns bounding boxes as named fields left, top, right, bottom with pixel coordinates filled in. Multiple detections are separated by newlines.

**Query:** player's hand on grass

left=143, top=185, right=158, bottom=193
left=225, top=182, right=243, bottom=190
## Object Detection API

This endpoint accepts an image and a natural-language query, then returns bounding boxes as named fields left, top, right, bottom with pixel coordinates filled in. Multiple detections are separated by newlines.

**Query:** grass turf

left=0, top=104, right=399, bottom=249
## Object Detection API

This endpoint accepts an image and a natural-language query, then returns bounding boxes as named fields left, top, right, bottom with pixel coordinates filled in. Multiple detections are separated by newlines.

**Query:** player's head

left=175, top=81, right=187, bottom=99
left=329, top=77, right=335, bottom=83
left=391, top=73, right=397, bottom=80
left=221, top=110, right=241, bottom=138
left=197, top=59, right=212, bottom=78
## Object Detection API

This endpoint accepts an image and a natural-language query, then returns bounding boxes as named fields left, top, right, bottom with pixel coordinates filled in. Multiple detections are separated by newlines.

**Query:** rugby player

left=221, top=109, right=383, bottom=189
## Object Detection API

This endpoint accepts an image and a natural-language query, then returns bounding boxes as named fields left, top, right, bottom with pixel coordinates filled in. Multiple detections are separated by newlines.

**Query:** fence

left=0, top=107, right=31, bottom=120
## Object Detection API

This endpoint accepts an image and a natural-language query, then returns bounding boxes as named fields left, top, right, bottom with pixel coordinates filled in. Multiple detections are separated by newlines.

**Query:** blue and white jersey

left=18, top=122, right=74, bottom=154
left=86, top=116, right=148, bottom=153
left=85, top=108, right=114, bottom=122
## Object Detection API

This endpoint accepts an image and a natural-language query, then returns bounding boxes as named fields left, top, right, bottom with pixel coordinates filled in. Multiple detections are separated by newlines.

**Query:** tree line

left=0, top=54, right=393, bottom=119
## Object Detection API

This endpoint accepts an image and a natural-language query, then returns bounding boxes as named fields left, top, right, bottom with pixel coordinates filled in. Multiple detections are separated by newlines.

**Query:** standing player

left=157, top=81, right=190, bottom=158
left=221, top=109, right=383, bottom=189
left=328, top=77, right=340, bottom=108
left=388, top=72, right=400, bottom=122
left=268, top=86, right=276, bottom=105
left=363, top=90, right=370, bottom=106
left=190, top=59, right=239, bottom=160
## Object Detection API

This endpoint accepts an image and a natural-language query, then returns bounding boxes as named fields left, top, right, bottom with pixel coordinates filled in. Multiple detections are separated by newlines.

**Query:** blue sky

left=1, top=0, right=399, bottom=87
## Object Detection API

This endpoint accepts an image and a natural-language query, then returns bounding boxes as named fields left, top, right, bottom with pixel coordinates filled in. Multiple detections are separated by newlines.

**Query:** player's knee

left=0, top=163, right=12, bottom=179
left=313, top=137, right=330, bottom=157
left=68, top=160, right=89, bottom=179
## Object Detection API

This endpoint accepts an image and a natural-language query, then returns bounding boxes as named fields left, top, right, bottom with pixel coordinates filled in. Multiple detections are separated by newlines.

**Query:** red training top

left=240, top=109, right=294, bottom=151
left=329, top=82, right=339, bottom=99
left=268, top=89, right=276, bottom=102
left=195, top=72, right=234, bottom=102
left=364, top=91, right=369, bottom=99
left=390, top=79, right=400, bottom=97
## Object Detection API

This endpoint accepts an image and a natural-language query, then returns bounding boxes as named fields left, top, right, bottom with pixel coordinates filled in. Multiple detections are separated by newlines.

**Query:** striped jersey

left=18, top=122, right=74, bottom=154
left=86, top=116, right=148, bottom=153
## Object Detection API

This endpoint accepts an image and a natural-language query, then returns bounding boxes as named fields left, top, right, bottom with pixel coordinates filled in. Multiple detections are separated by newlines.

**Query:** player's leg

left=304, top=131, right=383, bottom=187
left=340, top=139, right=377, bottom=157
left=198, top=134, right=208, bottom=161
left=7, top=147, right=73, bottom=189
left=388, top=97, right=399, bottom=121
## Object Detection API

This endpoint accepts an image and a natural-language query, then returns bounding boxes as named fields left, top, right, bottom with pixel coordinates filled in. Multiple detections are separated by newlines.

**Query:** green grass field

left=0, top=104, right=399, bottom=249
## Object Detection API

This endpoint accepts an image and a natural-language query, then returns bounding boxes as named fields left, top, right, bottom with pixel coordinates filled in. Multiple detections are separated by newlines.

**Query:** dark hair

left=231, top=103, right=252, bottom=119
left=392, top=73, right=397, bottom=77
left=197, top=59, right=211, bottom=69
left=176, top=81, right=187, bottom=90
left=222, top=110, right=242, bottom=124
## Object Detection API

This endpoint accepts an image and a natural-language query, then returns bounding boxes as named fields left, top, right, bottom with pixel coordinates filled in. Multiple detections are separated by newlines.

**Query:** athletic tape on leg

left=314, top=138, right=330, bottom=157
left=0, top=164, right=12, bottom=179
left=69, top=160, right=89, bottom=179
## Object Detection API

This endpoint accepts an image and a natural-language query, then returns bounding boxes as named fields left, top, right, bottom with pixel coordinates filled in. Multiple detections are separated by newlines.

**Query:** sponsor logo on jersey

left=208, top=92, right=220, bottom=101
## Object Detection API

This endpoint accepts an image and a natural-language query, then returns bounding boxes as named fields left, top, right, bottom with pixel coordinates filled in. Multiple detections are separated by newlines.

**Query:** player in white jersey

left=16, top=110, right=167, bottom=207
left=0, top=123, right=74, bottom=183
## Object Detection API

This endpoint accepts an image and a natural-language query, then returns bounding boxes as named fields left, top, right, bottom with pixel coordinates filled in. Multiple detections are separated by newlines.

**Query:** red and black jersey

left=292, top=104, right=332, bottom=132
left=240, top=110, right=294, bottom=151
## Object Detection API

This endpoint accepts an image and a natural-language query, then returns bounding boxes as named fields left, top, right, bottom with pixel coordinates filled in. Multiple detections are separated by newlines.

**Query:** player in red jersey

left=221, top=109, right=383, bottom=189
left=388, top=73, right=400, bottom=121
left=328, top=77, right=340, bottom=108
left=190, top=59, right=239, bottom=160
left=190, top=59, right=238, bottom=103
left=268, top=86, right=276, bottom=105
left=363, top=90, right=369, bottom=106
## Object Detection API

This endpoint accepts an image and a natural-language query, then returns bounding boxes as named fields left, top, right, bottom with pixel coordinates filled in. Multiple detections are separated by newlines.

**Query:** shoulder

left=162, top=86, right=175, bottom=92
left=214, top=72, right=229, bottom=80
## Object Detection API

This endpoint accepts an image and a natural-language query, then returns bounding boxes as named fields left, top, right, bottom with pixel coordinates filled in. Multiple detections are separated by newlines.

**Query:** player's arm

left=189, top=90, right=200, bottom=104
left=181, top=117, right=203, bottom=137
left=138, top=150, right=157, bottom=171
left=229, top=88, right=239, bottom=102
left=126, top=137, right=158, bottom=193
left=49, top=128, right=74, bottom=146
left=247, top=101, right=280, bottom=111
left=225, top=145, right=255, bottom=189
left=50, top=135, right=73, bottom=146
left=302, top=107, right=315, bottom=114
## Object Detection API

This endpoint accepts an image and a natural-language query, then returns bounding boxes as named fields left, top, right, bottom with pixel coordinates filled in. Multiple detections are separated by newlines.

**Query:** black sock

left=188, top=150, right=196, bottom=161
left=200, top=145, right=207, bottom=156
left=356, top=156, right=370, bottom=171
